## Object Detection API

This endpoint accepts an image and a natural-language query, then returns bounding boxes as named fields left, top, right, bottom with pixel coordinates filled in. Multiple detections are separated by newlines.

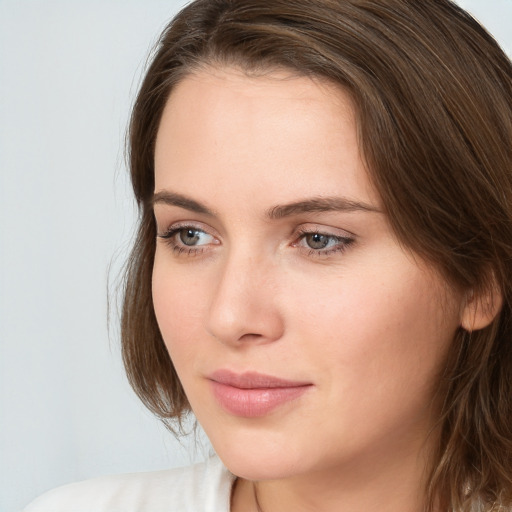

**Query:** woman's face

left=152, top=67, right=464, bottom=481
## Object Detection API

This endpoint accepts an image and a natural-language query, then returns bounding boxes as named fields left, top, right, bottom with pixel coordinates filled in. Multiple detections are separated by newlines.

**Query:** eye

left=157, top=224, right=218, bottom=254
left=294, top=228, right=355, bottom=256
left=303, top=233, right=337, bottom=250
left=175, top=228, right=213, bottom=246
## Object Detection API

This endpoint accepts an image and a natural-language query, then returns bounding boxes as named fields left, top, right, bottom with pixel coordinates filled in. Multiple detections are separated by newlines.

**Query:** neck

left=231, top=434, right=436, bottom=512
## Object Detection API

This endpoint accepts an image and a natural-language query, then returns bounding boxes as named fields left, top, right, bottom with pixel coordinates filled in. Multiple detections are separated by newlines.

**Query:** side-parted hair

left=122, top=1, right=512, bottom=510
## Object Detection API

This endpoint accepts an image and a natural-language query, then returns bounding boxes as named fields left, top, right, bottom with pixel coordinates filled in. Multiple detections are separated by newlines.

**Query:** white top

left=23, top=455, right=235, bottom=512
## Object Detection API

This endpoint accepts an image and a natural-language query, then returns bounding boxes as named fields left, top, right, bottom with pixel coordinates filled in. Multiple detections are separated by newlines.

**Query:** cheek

left=286, top=261, right=459, bottom=400
left=152, top=254, right=209, bottom=362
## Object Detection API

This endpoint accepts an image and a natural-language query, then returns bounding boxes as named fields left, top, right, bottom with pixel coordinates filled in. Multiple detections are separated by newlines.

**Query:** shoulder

left=23, top=455, right=235, bottom=512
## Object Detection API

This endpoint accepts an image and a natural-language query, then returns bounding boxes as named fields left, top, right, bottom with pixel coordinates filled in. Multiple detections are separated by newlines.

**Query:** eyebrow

left=151, top=190, right=380, bottom=218
left=266, top=196, right=381, bottom=219
left=152, top=191, right=214, bottom=216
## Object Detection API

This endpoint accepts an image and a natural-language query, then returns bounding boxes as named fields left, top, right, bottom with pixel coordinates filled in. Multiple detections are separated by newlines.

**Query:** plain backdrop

left=0, top=1, right=510, bottom=511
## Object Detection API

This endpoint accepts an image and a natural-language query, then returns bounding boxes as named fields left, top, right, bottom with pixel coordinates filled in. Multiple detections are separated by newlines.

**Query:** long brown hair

left=122, top=1, right=512, bottom=509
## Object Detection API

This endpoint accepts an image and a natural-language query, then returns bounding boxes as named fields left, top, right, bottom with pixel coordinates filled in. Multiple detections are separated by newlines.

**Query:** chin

left=209, top=430, right=307, bottom=481
left=220, top=453, right=301, bottom=482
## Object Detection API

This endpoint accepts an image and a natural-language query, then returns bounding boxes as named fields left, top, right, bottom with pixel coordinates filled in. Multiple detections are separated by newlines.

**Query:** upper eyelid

left=156, top=220, right=217, bottom=236
left=155, top=218, right=357, bottom=241
left=294, top=230, right=354, bottom=247
left=156, top=224, right=355, bottom=260
left=294, top=223, right=357, bottom=239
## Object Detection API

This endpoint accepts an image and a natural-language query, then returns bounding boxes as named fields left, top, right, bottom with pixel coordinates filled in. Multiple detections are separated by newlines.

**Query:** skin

left=152, top=67, right=470, bottom=512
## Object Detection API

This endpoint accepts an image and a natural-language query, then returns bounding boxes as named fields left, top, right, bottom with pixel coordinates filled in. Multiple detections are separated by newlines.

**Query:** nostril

left=238, top=333, right=264, bottom=342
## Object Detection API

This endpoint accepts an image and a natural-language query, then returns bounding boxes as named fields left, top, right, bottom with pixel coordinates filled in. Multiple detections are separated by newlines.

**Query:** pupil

left=307, top=233, right=329, bottom=249
left=180, top=229, right=200, bottom=246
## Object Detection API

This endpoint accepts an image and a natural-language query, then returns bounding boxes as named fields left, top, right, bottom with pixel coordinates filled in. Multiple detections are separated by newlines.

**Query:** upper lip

left=208, top=370, right=312, bottom=389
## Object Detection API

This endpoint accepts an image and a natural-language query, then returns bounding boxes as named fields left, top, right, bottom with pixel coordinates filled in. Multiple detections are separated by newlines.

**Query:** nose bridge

left=206, top=244, right=283, bottom=345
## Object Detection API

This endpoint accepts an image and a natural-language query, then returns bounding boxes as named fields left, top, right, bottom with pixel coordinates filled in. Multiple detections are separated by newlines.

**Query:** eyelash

left=157, top=225, right=355, bottom=258
left=157, top=224, right=215, bottom=257
left=293, top=228, right=355, bottom=257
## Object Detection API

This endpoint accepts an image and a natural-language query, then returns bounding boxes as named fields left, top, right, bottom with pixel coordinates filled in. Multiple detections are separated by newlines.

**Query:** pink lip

left=208, top=370, right=312, bottom=418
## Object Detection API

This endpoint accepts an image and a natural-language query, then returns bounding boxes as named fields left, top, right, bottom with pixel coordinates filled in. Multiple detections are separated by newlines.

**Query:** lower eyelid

left=156, top=225, right=220, bottom=258
left=296, top=235, right=355, bottom=256
left=157, top=225, right=354, bottom=257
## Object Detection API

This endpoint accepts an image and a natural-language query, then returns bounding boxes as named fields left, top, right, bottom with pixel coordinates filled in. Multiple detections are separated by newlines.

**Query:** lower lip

left=210, top=381, right=311, bottom=418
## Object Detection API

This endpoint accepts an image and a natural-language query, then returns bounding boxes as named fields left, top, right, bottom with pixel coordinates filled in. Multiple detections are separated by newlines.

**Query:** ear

left=461, top=278, right=503, bottom=332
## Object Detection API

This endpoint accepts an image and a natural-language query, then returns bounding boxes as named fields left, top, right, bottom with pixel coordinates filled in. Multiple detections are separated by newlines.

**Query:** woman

left=25, top=0, right=512, bottom=511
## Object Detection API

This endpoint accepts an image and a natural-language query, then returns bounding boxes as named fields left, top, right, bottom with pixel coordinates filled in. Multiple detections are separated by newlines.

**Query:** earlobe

left=460, top=282, right=503, bottom=332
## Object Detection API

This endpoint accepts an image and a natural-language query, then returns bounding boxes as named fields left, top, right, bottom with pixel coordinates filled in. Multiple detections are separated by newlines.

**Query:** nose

left=206, top=249, right=285, bottom=346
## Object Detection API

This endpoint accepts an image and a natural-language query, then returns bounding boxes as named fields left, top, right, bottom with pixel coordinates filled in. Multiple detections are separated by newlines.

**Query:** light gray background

left=0, top=1, right=510, bottom=511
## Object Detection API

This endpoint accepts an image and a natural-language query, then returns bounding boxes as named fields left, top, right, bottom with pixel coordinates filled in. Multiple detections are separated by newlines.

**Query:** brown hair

left=122, top=0, right=512, bottom=510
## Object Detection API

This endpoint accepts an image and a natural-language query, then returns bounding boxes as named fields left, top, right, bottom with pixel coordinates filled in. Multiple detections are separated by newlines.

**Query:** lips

left=208, top=370, right=312, bottom=417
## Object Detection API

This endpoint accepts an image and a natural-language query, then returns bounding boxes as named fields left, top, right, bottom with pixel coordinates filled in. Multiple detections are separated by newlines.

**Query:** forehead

left=154, top=66, right=379, bottom=210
